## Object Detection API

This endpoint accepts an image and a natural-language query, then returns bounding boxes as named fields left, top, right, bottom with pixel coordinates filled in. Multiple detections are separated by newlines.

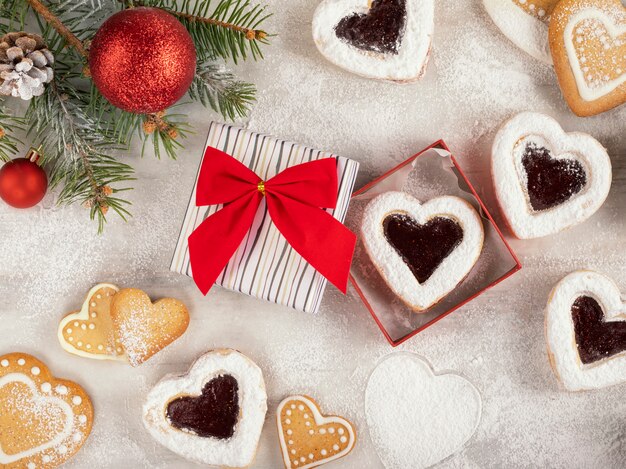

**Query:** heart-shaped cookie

left=312, top=0, right=434, bottom=82
left=0, top=353, right=93, bottom=469
left=491, top=112, right=612, bottom=239
left=365, top=353, right=482, bottom=469
left=58, top=283, right=125, bottom=361
left=549, top=0, right=626, bottom=116
left=143, top=349, right=267, bottom=468
left=361, top=191, right=484, bottom=311
left=483, top=0, right=559, bottom=64
left=546, top=270, right=626, bottom=391
left=111, top=288, right=189, bottom=367
left=276, top=395, right=356, bottom=469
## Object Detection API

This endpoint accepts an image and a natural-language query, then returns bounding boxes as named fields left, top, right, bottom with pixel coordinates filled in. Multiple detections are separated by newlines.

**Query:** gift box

left=346, top=141, right=521, bottom=346
left=170, top=122, right=360, bottom=313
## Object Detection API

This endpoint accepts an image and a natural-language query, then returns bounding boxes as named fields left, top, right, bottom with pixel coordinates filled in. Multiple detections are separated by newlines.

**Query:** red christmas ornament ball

left=0, top=157, right=48, bottom=209
left=89, top=7, right=196, bottom=114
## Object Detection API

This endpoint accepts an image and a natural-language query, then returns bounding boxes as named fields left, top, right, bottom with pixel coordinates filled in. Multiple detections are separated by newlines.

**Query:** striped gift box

left=170, top=122, right=360, bottom=313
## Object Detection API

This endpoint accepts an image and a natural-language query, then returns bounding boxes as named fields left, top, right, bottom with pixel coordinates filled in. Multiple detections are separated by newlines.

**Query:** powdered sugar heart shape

left=365, top=353, right=482, bottom=469
left=361, top=191, right=484, bottom=311
left=546, top=270, right=626, bottom=391
left=143, top=349, right=267, bottom=468
left=312, top=0, right=434, bottom=82
left=483, top=0, right=559, bottom=64
left=491, top=112, right=611, bottom=239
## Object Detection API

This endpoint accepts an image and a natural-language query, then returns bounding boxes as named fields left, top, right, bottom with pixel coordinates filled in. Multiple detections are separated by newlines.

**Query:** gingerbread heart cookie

left=58, top=283, right=125, bottom=361
left=312, top=0, right=434, bottom=82
left=484, top=0, right=559, bottom=64
left=0, top=353, right=93, bottom=468
left=143, top=349, right=267, bottom=468
left=361, top=191, right=484, bottom=311
left=276, top=395, right=356, bottom=469
left=549, top=0, right=626, bottom=116
left=546, top=270, right=626, bottom=391
left=111, top=288, right=189, bottom=367
left=491, top=112, right=612, bottom=239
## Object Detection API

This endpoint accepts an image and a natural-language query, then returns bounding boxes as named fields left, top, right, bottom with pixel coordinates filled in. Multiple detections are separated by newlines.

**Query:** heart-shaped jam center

left=334, top=0, right=407, bottom=55
left=383, top=214, right=463, bottom=284
left=166, top=374, right=239, bottom=439
left=521, top=143, right=586, bottom=211
left=572, top=296, right=626, bottom=365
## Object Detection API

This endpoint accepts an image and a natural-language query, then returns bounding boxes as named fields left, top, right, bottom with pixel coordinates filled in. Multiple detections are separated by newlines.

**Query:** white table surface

left=1, top=1, right=624, bottom=468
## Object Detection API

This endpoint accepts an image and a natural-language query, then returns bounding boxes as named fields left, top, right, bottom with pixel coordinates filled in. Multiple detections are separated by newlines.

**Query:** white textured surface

left=142, top=349, right=267, bottom=467
left=545, top=270, right=626, bottom=391
left=491, top=111, right=612, bottom=239
left=0, top=0, right=624, bottom=467
left=361, top=192, right=484, bottom=310
left=365, top=353, right=482, bottom=469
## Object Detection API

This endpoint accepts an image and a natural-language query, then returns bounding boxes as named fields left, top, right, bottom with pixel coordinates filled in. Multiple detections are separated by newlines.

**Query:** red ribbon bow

left=188, top=146, right=356, bottom=295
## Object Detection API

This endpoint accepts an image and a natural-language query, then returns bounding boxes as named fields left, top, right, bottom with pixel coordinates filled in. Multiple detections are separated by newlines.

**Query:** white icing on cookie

left=545, top=270, right=626, bottom=391
left=365, top=353, right=482, bottom=469
left=361, top=191, right=484, bottom=311
left=564, top=8, right=626, bottom=101
left=491, top=112, right=611, bottom=239
left=0, top=373, right=74, bottom=463
left=312, top=0, right=434, bottom=82
left=483, top=0, right=553, bottom=64
left=142, top=349, right=267, bottom=468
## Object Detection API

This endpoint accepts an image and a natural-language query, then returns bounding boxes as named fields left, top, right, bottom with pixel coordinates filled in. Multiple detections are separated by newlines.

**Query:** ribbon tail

left=266, top=194, right=356, bottom=294
left=188, top=192, right=262, bottom=294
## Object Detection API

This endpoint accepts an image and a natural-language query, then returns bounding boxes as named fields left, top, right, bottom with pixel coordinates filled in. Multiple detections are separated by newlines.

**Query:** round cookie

left=491, top=112, right=612, bottom=239
left=360, top=191, right=484, bottom=311
left=142, top=349, right=267, bottom=468
left=545, top=270, right=626, bottom=391
left=276, top=395, right=356, bottom=469
left=312, top=0, right=434, bottom=82
left=0, top=353, right=93, bottom=469
left=549, top=0, right=626, bottom=116
left=483, top=0, right=560, bottom=64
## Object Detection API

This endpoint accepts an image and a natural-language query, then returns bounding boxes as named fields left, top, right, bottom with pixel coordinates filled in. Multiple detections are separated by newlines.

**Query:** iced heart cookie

left=0, top=353, right=93, bottom=468
left=361, top=191, right=484, bottom=311
left=143, top=349, right=267, bottom=468
left=312, top=0, right=434, bottom=82
left=483, top=0, right=559, bottom=64
left=58, top=283, right=125, bottom=361
left=276, top=395, right=356, bottom=469
left=110, top=288, right=189, bottom=367
left=365, top=353, right=482, bottom=469
left=491, top=112, right=611, bottom=239
left=549, top=0, right=626, bottom=116
left=546, top=270, right=626, bottom=391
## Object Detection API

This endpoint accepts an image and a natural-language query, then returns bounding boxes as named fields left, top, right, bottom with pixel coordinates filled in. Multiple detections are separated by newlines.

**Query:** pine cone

left=0, top=32, right=54, bottom=100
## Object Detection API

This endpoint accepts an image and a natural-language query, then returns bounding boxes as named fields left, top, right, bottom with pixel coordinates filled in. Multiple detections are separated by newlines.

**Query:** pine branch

left=189, top=62, right=255, bottom=120
left=122, top=0, right=271, bottom=63
left=0, top=103, right=24, bottom=162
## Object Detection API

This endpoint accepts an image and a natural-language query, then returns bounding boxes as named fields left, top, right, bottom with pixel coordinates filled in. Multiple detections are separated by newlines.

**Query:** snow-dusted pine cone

left=0, top=32, right=54, bottom=100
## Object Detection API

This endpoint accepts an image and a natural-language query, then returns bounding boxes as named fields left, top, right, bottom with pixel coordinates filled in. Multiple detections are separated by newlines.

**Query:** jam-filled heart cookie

left=0, top=353, right=93, bottom=468
left=491, top=112, right=611, bottom=239
left=361, top=191, right=484, bottom=311
left=549, top=0, right=626, bottom=116
left=483, top=0, right=559, bottom=64
left=276, top=395, right=356, bottom=469
left=110, top=288, right=190, bottom=367
left=142, top=349, right=267, bottom=468
left=546, top=270, right=626, bottom=391
left=312, top=0, right=434, bottom=82
left=58, top=283, right=126, bottom=361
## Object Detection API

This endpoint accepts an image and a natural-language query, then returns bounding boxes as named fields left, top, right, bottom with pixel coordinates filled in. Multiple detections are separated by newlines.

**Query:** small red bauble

left=0, top=153, right=48, bottom=209
left=89, top=7, right=197, bottom=114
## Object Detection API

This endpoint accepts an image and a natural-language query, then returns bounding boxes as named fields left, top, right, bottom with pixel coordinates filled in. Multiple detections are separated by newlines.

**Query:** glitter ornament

left=88, top=7, right=196, bottom=114
left=0, top=149, right=48, bottom=208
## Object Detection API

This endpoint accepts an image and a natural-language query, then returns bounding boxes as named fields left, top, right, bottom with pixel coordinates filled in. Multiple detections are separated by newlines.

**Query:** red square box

left=347, top=140, right=521, bottom=346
